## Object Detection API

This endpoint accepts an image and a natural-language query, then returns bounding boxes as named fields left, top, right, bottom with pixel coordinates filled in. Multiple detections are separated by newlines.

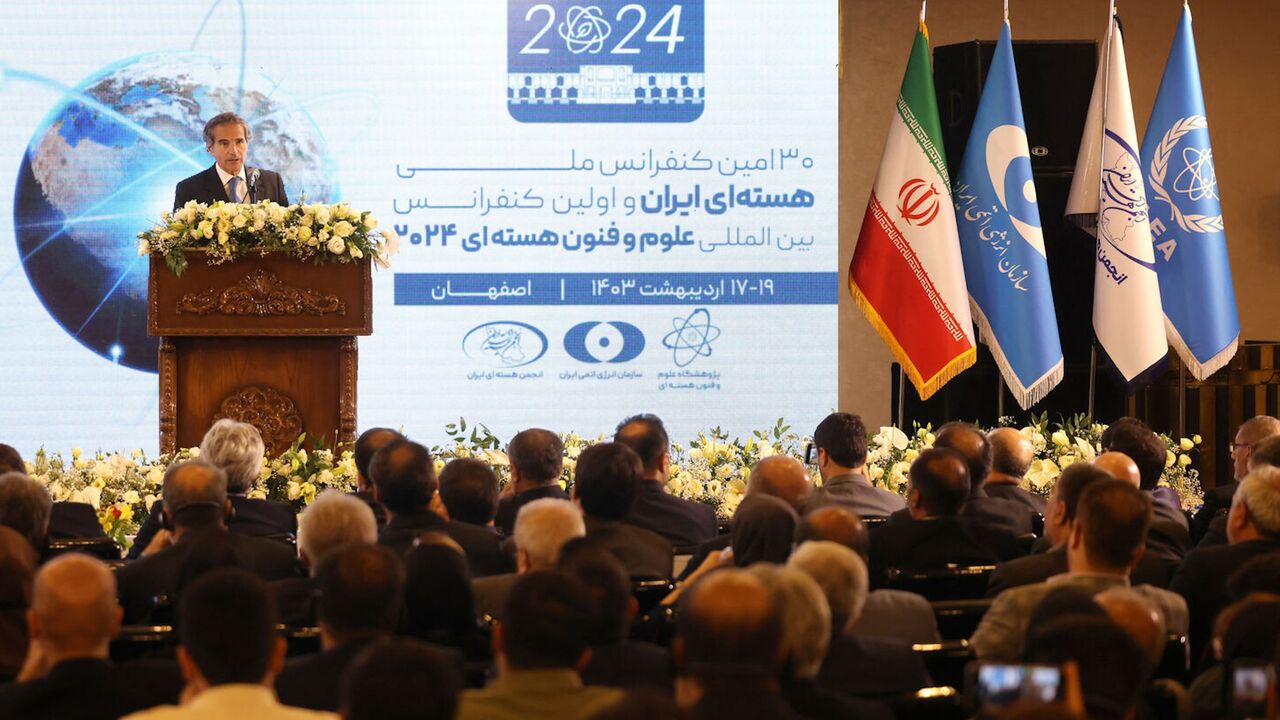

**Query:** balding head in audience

left=1093, top=452, right=1141, bottom=488
left=1094, top=587, right=1167, bottom=674
left=513, top=498, right=585, bottom=573
left=906, top=448, right=970, bottom=519
left=1232, top=415, right=1280, bottom=481
left=988, top=427, right=1033, bottom=486
left=354, top=427, right=403, bottom=492
left=0, top=472, right=51, bottom=549
left=676, top=569, right=783, bottom=699
left=794, top=505, right=868, bottom=562
left=28, top=554, right=121, bottom=663
left=297, top=490, right=377, bottom=573
left=789, top=541, right=869, bottom=635
left=507, top=428, right=564, bottom=490
left=746, top=455, right=812, bottom=511
left=161, top=460, right=229, bottom=534
left=1228, top=465, right=1280, bottom=544
left=614, top=414, right=670, bottom=481
left=935, top=422, right=992, bottom=490
left=369, top=439, right=436, bottom=518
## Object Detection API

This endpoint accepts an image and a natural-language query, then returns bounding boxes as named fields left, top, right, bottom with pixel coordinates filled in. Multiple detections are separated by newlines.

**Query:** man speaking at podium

left=173, top=112, right=288, bottom=210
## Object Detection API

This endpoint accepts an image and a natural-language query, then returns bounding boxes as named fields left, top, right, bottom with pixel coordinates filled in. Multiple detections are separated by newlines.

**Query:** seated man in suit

left=370, top=439, right=449, bottom=556
left=574, top=443, right=673, bottom=580
left=351, top=427, right=403, bottom=527
left=494, top=428, right=569, bottom=535
left=971, top=480, right=1188, bottom=661
left=115, top=461, right=300, bottom=624
left=0, top=444, right=106, bottom=543
left=173, top=112, right=288, bottom=210
left=1100, top=418, right=1190, bottom=560
left=436, top=458, right=514, bottom=577
left=271, top=490, right=378, bottom=625
left=1171, top=465, right=1280, bottom=662
left=0, top=554, right=182, bottom=719
left=340, top=638, right=461, bottom=720
left=933, top=422, right=1033, bottom=536
left=1194, top=416, right=1280, bottom=546
left=805, top=412, right=905, bottom=518
left=869, top=448, right=1024, bottom=581
left=472, top=498, right=585, bottom=620
left=129, top=420, right=297, bottom=559
left=616, top=414, right=717, bottom=547
left=0, top=472, right=52, bottom=558
left=984, top=428, right=1046, bottom=515
left=987, top=462, right=1178, bottom=597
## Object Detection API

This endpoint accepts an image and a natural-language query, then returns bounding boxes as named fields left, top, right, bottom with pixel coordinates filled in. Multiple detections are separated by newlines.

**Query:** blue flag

left=953, top=21, right=1063, bottom=408
left=1140, top=5, right=1239, bottom=380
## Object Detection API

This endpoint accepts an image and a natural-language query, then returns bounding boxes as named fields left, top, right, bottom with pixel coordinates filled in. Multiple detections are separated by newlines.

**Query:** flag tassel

left=1165, top=318, right=1237, bottom=381
left=968, top=300, right=1063, bottom=409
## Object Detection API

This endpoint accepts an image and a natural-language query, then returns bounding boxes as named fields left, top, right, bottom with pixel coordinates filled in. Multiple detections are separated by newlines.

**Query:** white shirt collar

left=214, top=164, right=248, bottom=188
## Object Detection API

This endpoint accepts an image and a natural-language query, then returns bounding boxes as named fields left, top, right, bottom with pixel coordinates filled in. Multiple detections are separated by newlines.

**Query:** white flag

left=1065, top=14, right=1168, bottom=385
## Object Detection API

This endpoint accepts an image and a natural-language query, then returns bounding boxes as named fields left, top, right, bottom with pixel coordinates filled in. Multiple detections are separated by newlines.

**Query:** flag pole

left=1004, top=0, right=1009, bottom=22
left=1088, top=2, right=1115, bottom=421
left=897, top=368, right=906, bottom=427
left=921, top=0, right=927, bottom=23
left=997, top=374, right=1006, bottom=418
left=1089, top=347, right=1098, bottom=417
left=1178, top=362, right=1187, bottom=439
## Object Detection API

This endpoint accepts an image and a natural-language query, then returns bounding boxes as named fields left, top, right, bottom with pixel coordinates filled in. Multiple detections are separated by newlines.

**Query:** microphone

left=247, top=167, right=260, bottom=203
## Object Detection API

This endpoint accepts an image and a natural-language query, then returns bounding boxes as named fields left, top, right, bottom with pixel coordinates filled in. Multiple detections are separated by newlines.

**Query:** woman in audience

left=0, top=527, right=37, bottom=682
left=403, top=533, right=490, bottom=662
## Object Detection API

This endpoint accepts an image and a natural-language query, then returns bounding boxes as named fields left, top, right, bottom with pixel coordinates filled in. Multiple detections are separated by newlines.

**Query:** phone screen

left=974, top=663, right=1063, bottom=708
left=1230, top=661, right=1275, bottom=719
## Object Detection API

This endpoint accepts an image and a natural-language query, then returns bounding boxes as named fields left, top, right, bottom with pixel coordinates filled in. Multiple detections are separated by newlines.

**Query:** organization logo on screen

left=507, top=0, right=705, bottom=123
left=564, top=321, right=646, bottom=363
left=463, top=321, right=549, bottom=368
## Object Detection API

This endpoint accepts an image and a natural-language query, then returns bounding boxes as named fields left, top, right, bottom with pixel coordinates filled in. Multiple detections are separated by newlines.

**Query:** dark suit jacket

left=869, top=515, right=1024, bottom=581
left=126, top=495, right=298, bottom=560
left=47, top=502, right=109, bottom=539
left=0, top=657, right=183, bottom=720
left=1147, top=498, right=1192, bottom=561
left=115, top=526, right=301, bottom=623
left=694, top=686, right=802, bottom=720
left=443, top=521, right=515, bottom=577
left=173, top=164, right=288, bottom=209
left=494, top=485, right=570, bottom=535
left=986, top=545, right=1180, bottom=598
left=472, top=572, right=520, bottom=620
left=377, top=510, right=450, bottom=556
left=580, top=641, right=674, bottom=692
left=817, top=633, right=931, bottom=697
left=354, top=489, right=388, bottom=527
left=585, top=516, right=673, bottom=580
left=961, top=487, right=1035, bottom=535
left=804, top=472, right=906, bottom=518
left=780, top=678, right=894, bottom=720
left=275, top=637, right=376, bottom=712
left=270, top=575, right=318, bottom=626
left=1192, top=481, right=1236, bottom=544
left=625, top=480, right=718, bottom=548
left=1169, top=538, right=1280, bottom=662
left=983, top=482, right=1047, bottom=515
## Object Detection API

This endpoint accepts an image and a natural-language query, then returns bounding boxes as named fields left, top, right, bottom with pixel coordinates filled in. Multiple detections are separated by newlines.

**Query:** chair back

left=884, top=686, right=965, bottom=720
left=912, top=640, right=973, bottom=690
left=884, top=565, right=996, bottom=601
left=931, top=599, right=993, bottom=641
left=47, top=536, right=122, bottom=561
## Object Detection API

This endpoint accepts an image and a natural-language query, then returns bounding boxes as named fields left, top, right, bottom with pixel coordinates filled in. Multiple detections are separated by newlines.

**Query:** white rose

left=137, top=239, right=151, bottom=256
left=326, top=236, right=346, bottom=254
left=287, top=481, right=303, bottom=501
left=297, top=226, right=313, bottom=243
left=333, top=220, right=354, bottom=238
left=1051, top=430, right=1069, bottom=447
left=315, top=206, right=332, bottom=225
left=363, top=215, right=379, bottom=231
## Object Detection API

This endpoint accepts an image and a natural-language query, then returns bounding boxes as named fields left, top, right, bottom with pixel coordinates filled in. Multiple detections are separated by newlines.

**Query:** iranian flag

left=849, top=20, right=975, bottom=400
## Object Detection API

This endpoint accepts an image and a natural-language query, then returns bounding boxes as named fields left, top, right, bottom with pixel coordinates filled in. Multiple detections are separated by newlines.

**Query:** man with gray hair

left=129, top=419, right=297, bottom=559
left=1195, top=415, right=1280, bottom=545
left=271, top=491, right=378, bottom=625
left=789, top=541, right=930, bottom=699
left=173, top=112, right=288, bottom=209
left=115, top=461, right=300, bottom=623
left=0, top=554, right=182, bottom=717
left=0, top=472, right=52, bottom=553
left=472, top=498, right=585, bottom=620
left=1172, top=464, right=1280, bottom=660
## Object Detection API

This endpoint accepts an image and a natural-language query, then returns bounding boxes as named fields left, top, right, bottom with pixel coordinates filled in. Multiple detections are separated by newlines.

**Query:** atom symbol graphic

left=1173, top=146, right=1218, bottom=202
left=662, top=308, right=721, bottom=367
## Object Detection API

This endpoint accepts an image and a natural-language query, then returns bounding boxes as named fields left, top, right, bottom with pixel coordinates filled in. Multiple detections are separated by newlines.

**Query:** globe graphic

left=13, top=51, right=337, bottom=372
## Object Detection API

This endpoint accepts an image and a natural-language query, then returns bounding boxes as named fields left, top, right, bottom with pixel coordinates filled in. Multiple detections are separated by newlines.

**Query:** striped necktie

left=228, top=176, right=244, bottom=203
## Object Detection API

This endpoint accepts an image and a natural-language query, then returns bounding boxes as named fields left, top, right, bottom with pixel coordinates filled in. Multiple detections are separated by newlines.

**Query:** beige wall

left=839, top=0, right=1280, bottom=427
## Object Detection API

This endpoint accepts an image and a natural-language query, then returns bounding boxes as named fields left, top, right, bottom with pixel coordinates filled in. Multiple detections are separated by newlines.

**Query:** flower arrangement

left=25, top=415, right=1206, bottom=550
left=138, top=199, right=400, bottom=276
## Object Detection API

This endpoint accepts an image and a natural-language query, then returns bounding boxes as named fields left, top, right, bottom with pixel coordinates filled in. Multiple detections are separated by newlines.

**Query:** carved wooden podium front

left=148, top=253, right=371, bottom=455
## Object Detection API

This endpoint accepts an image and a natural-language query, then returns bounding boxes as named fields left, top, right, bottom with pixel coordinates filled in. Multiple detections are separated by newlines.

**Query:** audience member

left=730, top=494, right=797, bottom=566
left=0, top=444, right=23, bottom=474
left=0, top=472, right=52, bottom=554
left=748, top=564, right=891, bottom=720
left=129, top=420, right=297, bottom=559
left=934, top=422, right=1033, bottom=534
left=370, top=439, right=448, bottom=555
left=272, top=491, right=377, bottom=625
left=986, top=463, right=1178, bottom=597
left=804, top=412, right=905, bottom=517
left=403, top=535, right=489, bottom=661
left=1186, top=594, right=1280, bottom=720
left=0, top=555, right=181, bottom=719
left=558, top=541, right=673, bottom=691
left=1094, top=587, right=1168, bottom=677
left=458, top=571, right=623, bottom=720
left=124, top=568, right=332, bottom=719
left=0, top=445, right=105, bottom=543
left=1226, top=552, right=1280, bottom=600
left=616, top=414, right=717, bottom=547
left=1171, top=465, right=1280, bottom=661
left=1192, top=415, right=1280, bottom=543
left=1023, top=615, right=1146, bottom=720
left=971, top=480, right=1187, bottom=661
left=340, top=637, right=462, bottom=720
left=746, top=455, right=814, bottom=512
left=115, top=461, right=300, bottom=624
left=588, top=690, right=693, bottom=720
left=494, top=429, right=568, bottom=535
left=275, top=544, right=417, bottom=712
left=437, top=458, right=515, bottom=577
left=869, top=448, right=1022, bottom=579
left=985, top=427, right=1046, bottom=514
left=352, top=427, right=403, bottom=526
left=1094, top=451, right=1142, bottom=487
left=574, top=442, right=673, bottom=579
left=794, top=506, right=938, bottom=643
left=473, top=497, right=586, bottom=619
left=789, top=541, right=930, bottom=698
left=1252, top=433, right=1280, bottom=469
left=673, top=569, right=794, bottom=719
left=0, top=526, right=37, bottom=682
left=1100, top=418, right=1190, bottom=559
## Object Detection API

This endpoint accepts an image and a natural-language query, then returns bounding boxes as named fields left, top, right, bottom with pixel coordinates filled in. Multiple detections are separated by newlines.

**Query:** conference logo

left=463, top=322, right=549, bottom=368
left=984, top=124, right=1045, bottom=254
left=564, top=321, right=645, bottom=363
left=662, top=308, right=719, bottom=367
left=507, top=0, right=706, bottom=123
left=897, top=178, right=941, bottom=227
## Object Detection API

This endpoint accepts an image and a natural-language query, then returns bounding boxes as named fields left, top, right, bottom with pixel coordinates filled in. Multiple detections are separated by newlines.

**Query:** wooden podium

left=148, top=252, right=372, bottom=455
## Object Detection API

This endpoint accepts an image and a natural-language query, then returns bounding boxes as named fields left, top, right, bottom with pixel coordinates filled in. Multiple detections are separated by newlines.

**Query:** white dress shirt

left=215, top=164, right=249, bottom=203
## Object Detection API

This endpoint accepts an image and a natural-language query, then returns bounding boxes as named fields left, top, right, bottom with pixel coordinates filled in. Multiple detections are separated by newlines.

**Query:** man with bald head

left=931, top=423, right=1033, bottom=535
left=1194, top=415, right=1280, bottom=545
left=675, top=569, right=795, bottom=718
left=985, top=428, right=1046, bottom=514
left=494, top=428, right=568, bottom=535
left=1094, top=452, right=1141, bottom=487
left=0, top=555, right=182, bottom=718
left=115, top=461, right=300, bottom=623
left=747, top=455, right=813, bottom=512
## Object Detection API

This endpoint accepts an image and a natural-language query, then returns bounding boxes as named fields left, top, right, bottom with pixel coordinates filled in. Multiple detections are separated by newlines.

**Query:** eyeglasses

left=1229, top=441, right=1254, bottom=453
